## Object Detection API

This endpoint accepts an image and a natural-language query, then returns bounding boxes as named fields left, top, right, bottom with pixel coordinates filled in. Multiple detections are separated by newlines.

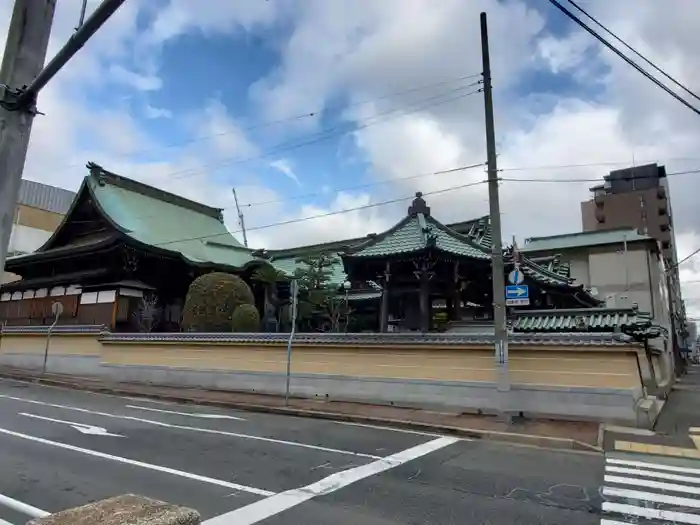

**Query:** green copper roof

left=347, top=213, right=489, bottom=259
left=513, top=307, right=652, bottom=333
left=522, top=228, right=653, bottom=252
left=86, top=165, right=257, bottom=270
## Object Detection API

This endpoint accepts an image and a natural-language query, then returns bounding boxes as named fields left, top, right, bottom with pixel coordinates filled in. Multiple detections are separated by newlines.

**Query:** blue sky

left=5, top=0, right=700, bottom=315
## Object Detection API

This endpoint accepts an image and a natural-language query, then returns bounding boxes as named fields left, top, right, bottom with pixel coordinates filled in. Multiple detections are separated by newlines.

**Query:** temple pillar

left=379, top=261, right=391, bottom=333
left=419, top=271, right=430, bottom=332
left=452, top=261, right=462, bottom=321
left=415, top=260, right=434, bottom=333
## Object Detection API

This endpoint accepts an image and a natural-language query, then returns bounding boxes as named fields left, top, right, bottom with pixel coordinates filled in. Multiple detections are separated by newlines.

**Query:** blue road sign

left=505, top=285, right=529, bottom=299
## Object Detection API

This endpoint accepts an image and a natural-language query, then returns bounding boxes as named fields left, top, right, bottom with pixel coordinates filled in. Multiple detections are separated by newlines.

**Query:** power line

left=547, top=0, right=700, bottom=116
left=35, top=73, right=483, bottom=177
left=564, top=0, right=700, bottom=103
left=164, top=84, right=483, bottom=182
left=500, top=167, right=700, bottom=183
left=669, top=246, right=700, bottom=273
left=242, top=163, right=486, bottom=208
left=155, top=179, right=490, bottom=247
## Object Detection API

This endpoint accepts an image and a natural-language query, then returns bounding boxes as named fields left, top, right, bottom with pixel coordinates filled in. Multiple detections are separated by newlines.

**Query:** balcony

left=595, top=209, right=605, bottom=224
left=657, top=185, right=667, bottom=199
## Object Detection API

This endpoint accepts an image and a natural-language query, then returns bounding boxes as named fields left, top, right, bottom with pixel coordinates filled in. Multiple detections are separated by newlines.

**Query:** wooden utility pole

left=480, top=12, right=511, bottom=413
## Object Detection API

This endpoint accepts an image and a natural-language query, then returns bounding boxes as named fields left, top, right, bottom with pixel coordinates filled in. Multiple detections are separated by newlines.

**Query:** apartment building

left=580, top=163, right=687, bottom=371
left=3, top=179, right=75, bottom=283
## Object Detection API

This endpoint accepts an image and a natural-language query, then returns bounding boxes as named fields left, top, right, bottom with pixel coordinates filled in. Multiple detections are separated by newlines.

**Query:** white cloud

left=270, top=159, right=300, bottom=186
left=3, top=0, right=700, bottom=315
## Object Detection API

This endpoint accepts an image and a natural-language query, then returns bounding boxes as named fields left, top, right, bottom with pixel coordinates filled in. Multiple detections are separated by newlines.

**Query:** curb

left=0, top=370, right=602, bottom=454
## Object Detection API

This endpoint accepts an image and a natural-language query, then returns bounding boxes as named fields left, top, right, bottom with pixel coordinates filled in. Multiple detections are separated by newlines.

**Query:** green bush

left=182, top=272, right=255, bottom=332
left=231, top=303, right=261, bottom=332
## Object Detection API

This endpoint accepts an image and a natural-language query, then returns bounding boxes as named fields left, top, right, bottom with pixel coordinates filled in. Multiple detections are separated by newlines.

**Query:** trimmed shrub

left=231, top=303, right=260, bottom=332
left=182, top=272, right=255, bottom=332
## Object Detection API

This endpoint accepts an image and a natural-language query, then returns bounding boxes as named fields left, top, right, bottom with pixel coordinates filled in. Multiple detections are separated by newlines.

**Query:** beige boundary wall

left=0, top=327, right=657, bottom=427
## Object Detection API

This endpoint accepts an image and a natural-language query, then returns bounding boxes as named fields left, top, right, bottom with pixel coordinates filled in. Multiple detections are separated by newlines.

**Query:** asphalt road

left=0, top=378, right=605, bottom=524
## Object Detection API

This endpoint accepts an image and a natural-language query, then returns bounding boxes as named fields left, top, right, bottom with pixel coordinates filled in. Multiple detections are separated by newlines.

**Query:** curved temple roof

left=7, top=163, right=260, bottom=271
left=344, top=192, right=490, bottom=260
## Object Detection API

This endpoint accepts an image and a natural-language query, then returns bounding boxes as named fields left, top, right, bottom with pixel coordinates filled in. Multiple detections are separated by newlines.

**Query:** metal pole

left=480, top=12, right=511, bottom=418
left=76, top=0, right=89, bottom=31
left=42, top=307, right=61, bottom=375
left=232, top=187, right=249, bottom=248
left=15, top=0, right=127, bottom=109
left=0, top=0, right=57, bottom=285
left=285, top=279, right=298, bottom=406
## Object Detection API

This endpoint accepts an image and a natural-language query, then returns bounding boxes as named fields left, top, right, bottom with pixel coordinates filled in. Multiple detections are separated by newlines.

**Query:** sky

left=1, top=0, right=700, bottom=320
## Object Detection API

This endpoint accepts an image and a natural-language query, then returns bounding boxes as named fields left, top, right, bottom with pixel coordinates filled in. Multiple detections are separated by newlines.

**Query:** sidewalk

left=654, top=363, right=700, bottom=436
left=600, top=363, right=700, bottom=452
left=0, top=366, right=601, bottom=451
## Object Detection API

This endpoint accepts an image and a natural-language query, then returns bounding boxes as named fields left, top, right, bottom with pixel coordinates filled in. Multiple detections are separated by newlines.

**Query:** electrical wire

left=499, top=167, right=700, bottom=184
left=164, top=84, right=483, bottom=182
left=563, top=0, right=700, bottom=103
left=155, top=179, right=490, bottom=246
left=668, top=246, right=700, bottom=273
left=242, top=163, right=485, bottom=208
left=547, top=0, right=700, bottom=116
left=42, top=72, right=483, bottom=176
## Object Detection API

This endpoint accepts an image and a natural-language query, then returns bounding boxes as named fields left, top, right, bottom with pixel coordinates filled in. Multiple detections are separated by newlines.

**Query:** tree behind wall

left=132, top=294, right=161, bottom=333
left=293, top=253, right=351, bottom=332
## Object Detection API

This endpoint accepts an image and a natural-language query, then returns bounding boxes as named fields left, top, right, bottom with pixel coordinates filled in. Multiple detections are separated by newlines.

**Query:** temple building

left=0, top=163, right=267, bottom=330
left=0, top=164, right=660, bottom=341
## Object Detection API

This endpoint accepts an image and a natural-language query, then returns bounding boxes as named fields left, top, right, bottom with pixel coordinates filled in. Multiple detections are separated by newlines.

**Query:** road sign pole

left=284, top=279, right=298, bottom=406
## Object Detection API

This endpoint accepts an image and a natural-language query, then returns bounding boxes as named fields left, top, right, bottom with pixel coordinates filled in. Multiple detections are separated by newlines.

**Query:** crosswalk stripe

left=604, top=474, right=700, bottom=495
left=602, top=502, right=700, bottom=524
left=606, top=465, right=700, bottom=484
left=600, top=520, right=637, bottom=525
left=608, top=457, right=700, bottom=475
left=603, top=486, right=700, bottom=508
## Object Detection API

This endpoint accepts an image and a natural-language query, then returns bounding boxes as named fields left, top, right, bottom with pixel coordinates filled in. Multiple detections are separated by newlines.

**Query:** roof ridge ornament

left=408, top=191, right=431, bottom=217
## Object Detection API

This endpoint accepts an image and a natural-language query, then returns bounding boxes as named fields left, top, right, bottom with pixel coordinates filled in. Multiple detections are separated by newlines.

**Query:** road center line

left=202, top=436, right=459, bottom=525
left=0, top=427, right=274, bottom=497
left=0, top=493, right=49, bottom=518
left=0, top=394, right=379, bottom=459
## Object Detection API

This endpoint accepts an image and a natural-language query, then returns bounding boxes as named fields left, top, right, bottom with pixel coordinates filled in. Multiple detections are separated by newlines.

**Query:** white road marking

left=603, top=486, right=700, bottom=508
left=0, top=427, right=274, bottom=497
left=606, top=465, right=700, bottom=484
left=202, top=436, right=459, bottom=525
left=125, top=405, right=246, bottom=421
left=607, top=456, right=700, bottom=475
left=0, top=394, right=379, bottom=459
left=604, top=474, right=700, bottom=494
left=600, top=520, right=635, bottom=525
left=0, top=518, right=14, bottom=525
left=602, top=501, right=700, bottom=523
left=0, top=493, right=49, bottom=518
left=20, top=413, right=124, bottom=437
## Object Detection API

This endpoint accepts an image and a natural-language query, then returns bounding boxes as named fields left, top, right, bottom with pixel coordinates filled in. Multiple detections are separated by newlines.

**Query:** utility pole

left=0, top=0, right=126, bottom=279
left=232, top=188, right=249, bottom=248
left=0, top=0, right=57, bottom=282
left=480, top=12, right=511, bottom=415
